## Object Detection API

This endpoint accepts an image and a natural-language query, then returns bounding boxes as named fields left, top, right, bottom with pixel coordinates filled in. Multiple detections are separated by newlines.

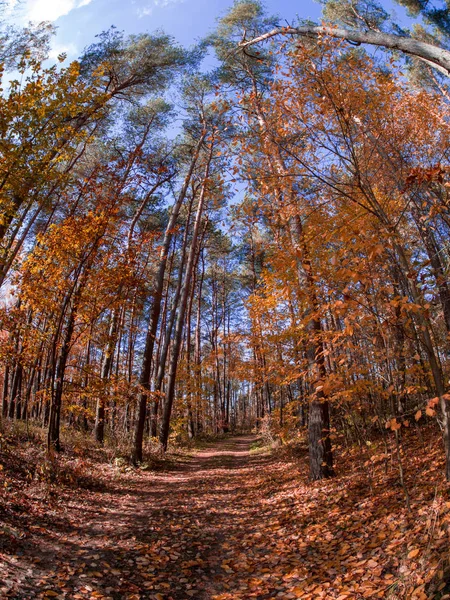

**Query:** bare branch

left=238, top=24, right=450, bottom=76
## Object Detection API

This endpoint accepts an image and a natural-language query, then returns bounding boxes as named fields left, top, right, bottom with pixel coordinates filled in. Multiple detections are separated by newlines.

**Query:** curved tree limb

left=238, top=24, right=450, bottom=76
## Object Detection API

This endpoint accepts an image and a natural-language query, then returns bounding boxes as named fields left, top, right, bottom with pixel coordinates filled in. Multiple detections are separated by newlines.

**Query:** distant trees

left=2, top=0, right=450, bottom=484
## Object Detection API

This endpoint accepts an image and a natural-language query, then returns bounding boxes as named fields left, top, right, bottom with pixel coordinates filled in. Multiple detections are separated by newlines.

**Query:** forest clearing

left=2, top=0, right=450, bottom=597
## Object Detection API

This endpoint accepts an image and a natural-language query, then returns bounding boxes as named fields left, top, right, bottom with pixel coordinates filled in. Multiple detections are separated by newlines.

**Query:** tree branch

left=238, top=24, right=450, bottom=76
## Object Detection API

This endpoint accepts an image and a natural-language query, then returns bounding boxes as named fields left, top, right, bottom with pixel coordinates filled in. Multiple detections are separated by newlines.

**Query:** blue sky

left=5, top=0, right=325, bottom=60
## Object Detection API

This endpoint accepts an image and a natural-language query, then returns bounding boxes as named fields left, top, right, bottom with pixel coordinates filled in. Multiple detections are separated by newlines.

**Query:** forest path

left=2, top=435, right=309, bottom=600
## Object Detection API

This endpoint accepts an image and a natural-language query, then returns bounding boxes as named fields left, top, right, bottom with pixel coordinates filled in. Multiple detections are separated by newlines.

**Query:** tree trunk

left=2, top=365, right=9, bottom=419
left=159, top=140, right=214, bottom=450
left=48, top=304, right=77, bottom=452
left=94, top=309, right=120, bottom=444
left=132, top=131, right=206, bottom=463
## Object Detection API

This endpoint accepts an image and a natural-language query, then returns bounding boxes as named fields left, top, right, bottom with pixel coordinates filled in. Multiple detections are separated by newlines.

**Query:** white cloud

left=136, top=0, right=184, bottom=18
left=137, top=5, right=153, bottom=18
left=8, top=0, right=93, bottom=24
left=154, top=0, right=184, bottom=5
left=48, top=41, right=78, bottom=59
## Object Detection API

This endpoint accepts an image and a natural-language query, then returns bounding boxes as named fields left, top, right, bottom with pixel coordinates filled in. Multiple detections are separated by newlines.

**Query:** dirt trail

left=3, top=432, right=445, bottom=599
left=1, top=435, right=301, bottom=600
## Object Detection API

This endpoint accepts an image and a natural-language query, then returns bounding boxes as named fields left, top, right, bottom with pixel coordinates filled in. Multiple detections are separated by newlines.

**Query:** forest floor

left=1, top=429, right=450, bottom=599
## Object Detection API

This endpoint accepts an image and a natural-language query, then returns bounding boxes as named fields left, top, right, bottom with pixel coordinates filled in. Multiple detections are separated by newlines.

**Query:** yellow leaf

left=408, top=548, right=420, bottom=559
left=415, top=410, right=422, bottom=421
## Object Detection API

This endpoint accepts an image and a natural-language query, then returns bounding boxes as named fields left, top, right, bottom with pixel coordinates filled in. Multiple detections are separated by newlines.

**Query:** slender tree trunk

left=152, top=198, right=194, bottom=432
left=132, top=131, right=206, bottom=463
left=94, top=309, right=120, bottom=444
left=159, top=140, right=214, bottom=450
left=2, top=365, right=9, bottom=419
left=48, top=304, right=77, bottom=452
left=47, top=242, right=101, bottom=451
left=195, top=250, right=205, bottom=434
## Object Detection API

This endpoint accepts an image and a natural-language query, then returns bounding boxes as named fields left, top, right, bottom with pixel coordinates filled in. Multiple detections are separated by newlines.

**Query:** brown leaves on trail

left=1, top=431, right=450, bottom=599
